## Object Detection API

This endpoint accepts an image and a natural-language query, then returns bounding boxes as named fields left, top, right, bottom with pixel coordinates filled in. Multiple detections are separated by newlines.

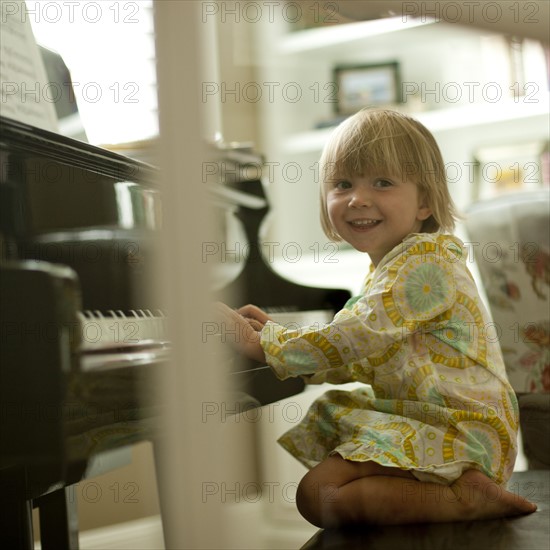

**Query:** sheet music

left=0, top=1, right=58, bottom=131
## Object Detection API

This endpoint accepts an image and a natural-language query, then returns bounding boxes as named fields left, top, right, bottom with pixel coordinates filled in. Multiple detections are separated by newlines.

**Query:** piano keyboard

left=77, top=308, right=334, bottom=352
left=266, top=309, right=334, bottom=327
left=77, top=309, right=169, bottom=351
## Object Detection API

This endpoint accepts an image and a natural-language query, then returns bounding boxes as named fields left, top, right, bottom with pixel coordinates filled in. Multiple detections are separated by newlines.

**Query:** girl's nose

left=349, top=189, right=372, bottom=208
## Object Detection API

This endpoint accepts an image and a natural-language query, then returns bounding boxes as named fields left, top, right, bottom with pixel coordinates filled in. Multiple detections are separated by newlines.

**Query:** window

left=26, top=0, right=157, bottom=145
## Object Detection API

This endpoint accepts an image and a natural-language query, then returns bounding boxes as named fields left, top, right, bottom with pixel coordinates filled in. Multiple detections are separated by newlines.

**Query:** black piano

left=0, top=116, right=167, bottom=549
left=0, top=116, right=351, bottom=548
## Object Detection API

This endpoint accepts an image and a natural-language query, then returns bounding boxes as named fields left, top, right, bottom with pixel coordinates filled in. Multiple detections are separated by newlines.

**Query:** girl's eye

left=335, top=180, right=352, bottom=189
left=374, top=179, right=393, bottom=188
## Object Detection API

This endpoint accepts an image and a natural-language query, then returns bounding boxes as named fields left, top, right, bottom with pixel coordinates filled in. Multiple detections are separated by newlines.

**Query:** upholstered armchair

left=463, top=191, right=550, bottom=469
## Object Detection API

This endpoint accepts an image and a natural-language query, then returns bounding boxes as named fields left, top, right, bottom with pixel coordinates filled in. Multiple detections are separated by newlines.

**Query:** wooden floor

left=301, top=470, right=550, bottom=550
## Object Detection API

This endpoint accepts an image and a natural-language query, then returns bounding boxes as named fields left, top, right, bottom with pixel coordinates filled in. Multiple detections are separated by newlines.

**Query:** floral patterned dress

left=260, top=233, right=519, bottom=485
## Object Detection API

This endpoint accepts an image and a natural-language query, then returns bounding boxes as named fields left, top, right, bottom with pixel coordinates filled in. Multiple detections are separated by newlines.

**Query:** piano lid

left=0, top=115, right=158, bottom=181
left=0, top=115, right=161, bottom=239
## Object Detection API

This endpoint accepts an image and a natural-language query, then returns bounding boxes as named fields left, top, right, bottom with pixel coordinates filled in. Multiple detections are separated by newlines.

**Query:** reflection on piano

left=0, top=117, right=351, bottom=547
left=210, top=142, right=352, bottom=406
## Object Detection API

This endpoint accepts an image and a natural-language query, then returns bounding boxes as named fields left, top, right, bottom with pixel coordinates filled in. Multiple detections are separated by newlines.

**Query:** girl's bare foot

left=296, top=457, right=537, bottom=527
left=450, top=470, right=537, bottom=520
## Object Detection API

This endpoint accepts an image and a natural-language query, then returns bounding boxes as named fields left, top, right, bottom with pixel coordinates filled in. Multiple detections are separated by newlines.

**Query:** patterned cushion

left=464, top=191, right=549, bottom=394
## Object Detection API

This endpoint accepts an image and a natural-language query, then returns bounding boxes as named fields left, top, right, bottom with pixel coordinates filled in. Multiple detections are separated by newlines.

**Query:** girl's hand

left=215, top=303, right=266, bottom=363
left=236, top=304, right=272, bottom=330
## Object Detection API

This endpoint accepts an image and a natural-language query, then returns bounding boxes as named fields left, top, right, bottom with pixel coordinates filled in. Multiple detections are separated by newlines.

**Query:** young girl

left=217, top=108, right=537, bottom=527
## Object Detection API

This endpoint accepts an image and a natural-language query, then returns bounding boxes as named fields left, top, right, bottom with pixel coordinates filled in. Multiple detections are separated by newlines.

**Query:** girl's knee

left=296, top=474, right=321, bottom=526
left=296, top=473, right=341, bottom=528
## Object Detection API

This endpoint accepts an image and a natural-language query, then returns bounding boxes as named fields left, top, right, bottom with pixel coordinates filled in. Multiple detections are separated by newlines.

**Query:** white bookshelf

left=278, top=16, right=435, bottom=54
left=283, top=95, right=550, bottom=154
left=251, top=16, right=549, bottom=255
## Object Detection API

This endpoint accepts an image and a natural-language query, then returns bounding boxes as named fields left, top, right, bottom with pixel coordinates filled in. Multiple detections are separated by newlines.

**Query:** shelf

left=279, top=17, right=435, bottom=54
left=415, top=96, right=550, bottom=132
left=282, top=97, right=550, bottom=154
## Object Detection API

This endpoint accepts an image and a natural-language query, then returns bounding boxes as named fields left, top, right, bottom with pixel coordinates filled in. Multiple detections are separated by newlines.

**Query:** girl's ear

left=416, top=189, right=432, bottom=221
left=417, top=202, right=432, bottom=221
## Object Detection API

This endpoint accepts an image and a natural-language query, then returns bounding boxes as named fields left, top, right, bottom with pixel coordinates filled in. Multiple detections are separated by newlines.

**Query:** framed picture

left=472, top=140, right=549, bottom=201
left=333, top=62, right=401, bottom=116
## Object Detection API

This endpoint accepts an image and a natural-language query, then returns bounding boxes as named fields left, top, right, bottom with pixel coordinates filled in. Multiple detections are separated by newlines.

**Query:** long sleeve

left=260, top=234, right=461, bottom=382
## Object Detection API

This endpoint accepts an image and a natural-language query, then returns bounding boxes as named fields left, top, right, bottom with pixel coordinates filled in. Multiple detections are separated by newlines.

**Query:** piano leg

left=151, top=440, right=170, bottom=548
left=6, top=501, right=34, bottom=550
left=0, top=466, right=34, bottom=550
left=36, top=487, right=79, bottom=550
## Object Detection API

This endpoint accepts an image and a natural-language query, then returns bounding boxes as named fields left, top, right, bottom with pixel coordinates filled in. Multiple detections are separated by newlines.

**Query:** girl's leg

left=296, top=455, right=537, bottom=528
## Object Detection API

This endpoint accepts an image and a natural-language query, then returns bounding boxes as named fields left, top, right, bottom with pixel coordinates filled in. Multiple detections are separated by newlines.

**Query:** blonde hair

left=319, top=108, right=459, bottom=241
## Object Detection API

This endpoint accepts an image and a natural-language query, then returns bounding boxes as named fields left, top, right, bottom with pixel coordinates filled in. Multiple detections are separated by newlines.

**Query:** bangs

left=319, top=108, right=458, bottom=239
left=320, top=110, right=438, bottom=188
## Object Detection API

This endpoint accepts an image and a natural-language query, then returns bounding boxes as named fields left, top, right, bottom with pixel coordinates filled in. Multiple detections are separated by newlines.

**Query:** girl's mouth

left=348, top=219, right=381, bottom=230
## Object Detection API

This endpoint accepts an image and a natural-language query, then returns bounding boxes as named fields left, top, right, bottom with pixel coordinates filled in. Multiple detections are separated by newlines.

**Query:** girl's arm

left=215, top=303, right=266, bottom=363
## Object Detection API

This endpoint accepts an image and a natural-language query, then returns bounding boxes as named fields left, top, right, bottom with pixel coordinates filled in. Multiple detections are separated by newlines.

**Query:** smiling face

left=326, top=173, right=432, bottom=265
left=319, top=109, right=458, bottom=249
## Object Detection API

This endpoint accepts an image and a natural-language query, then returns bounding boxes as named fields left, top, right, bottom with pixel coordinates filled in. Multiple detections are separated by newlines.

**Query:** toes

left=452, top=470, right=538, bottom=519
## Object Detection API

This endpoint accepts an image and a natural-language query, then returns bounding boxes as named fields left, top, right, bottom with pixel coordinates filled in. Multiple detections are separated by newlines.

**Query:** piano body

left=0, top=116, right=351, bottom=547
left=0, top=115, right=165, bottom=549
